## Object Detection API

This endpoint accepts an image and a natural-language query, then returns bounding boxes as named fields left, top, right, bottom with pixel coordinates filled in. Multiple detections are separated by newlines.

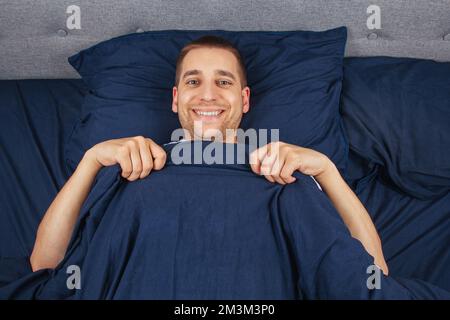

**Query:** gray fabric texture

left=1, top=0, right=449, bottom=79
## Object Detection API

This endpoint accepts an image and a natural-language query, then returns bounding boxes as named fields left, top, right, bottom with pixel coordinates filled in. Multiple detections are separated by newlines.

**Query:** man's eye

left=218, top=80, right=232, bottom=86
left=186, top=79, right=198, bottom=85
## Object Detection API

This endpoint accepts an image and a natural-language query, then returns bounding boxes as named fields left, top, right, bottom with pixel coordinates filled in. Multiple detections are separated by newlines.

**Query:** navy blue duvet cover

left=1, top=141, right=449, bottom=300
left=0, top=77, right=449, bottom=299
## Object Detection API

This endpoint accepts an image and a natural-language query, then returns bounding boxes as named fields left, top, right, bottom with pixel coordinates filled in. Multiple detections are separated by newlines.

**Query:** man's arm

left=250, top=141, right=388, bottom=275
left=30, top=136, right=166, bottom=272
left=314, top=161, right=389, bottom=275
left=30, top=151, right=102, bottom=271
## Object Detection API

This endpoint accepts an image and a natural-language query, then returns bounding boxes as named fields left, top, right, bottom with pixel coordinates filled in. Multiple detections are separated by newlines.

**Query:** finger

left=128, top=142, right=143, bottom=181
left=117, top=149, right=133, bottom=179
left=137, top=137, right=153, bottom=178
left=270, top=154, right=287, bottom=185
left=147, top=139, right=167, bottom=170
left=264, top=174, right=275, bottom=183
left=249, top=149, right=261, bottom=174
left=260, top=145, right=277, bottom=176
left=276, top=152, right=296, bottom=184
left=249, top=148, right=263, bottom=175
left=280, top=157, right=298, bottom=183
left=250, top=143, right=270, bottom=175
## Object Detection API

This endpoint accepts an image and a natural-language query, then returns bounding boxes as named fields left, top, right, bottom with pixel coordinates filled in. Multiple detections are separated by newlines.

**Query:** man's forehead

left=181, top=48, right=239, bottom=76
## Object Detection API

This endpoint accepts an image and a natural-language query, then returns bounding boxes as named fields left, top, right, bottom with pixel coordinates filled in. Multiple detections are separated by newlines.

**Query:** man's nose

left=199, top=82, right=218, bottom=101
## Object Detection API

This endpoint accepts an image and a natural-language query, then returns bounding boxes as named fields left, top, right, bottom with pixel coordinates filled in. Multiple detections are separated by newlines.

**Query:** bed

left=0, top=0, right=449, bottom=299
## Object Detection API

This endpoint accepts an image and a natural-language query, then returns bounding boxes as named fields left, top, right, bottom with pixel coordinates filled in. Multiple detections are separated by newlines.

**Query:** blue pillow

left=65, top=28, right=349, bottom=173
left=341, top=57, right=450, bottom=199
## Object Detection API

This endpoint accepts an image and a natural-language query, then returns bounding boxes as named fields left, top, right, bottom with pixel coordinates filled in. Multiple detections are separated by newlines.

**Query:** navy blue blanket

left=1, top=141, right=449, bottom=299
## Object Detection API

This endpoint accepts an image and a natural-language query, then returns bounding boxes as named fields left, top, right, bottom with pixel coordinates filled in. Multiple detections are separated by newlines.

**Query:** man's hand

left=249, top=141, right=332, bottom=184
left=85, top=136, right=167, bottom=181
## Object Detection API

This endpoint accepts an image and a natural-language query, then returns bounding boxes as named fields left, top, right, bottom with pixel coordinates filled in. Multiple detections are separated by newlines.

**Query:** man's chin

left=182, top=119, right=238, bottom=142
left=198, top=128, right=225, bottom=140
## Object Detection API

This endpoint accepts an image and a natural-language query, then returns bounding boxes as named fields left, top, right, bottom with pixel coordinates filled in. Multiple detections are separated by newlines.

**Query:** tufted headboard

left=1, top=0, right=449, bottom=79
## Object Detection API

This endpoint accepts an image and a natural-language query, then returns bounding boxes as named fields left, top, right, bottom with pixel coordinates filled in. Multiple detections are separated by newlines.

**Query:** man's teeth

left=195, top=110, right=222, bottom=116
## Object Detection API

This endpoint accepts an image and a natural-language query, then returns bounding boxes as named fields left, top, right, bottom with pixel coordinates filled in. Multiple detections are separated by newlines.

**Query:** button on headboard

left=1, top=0, right=449, bottom=79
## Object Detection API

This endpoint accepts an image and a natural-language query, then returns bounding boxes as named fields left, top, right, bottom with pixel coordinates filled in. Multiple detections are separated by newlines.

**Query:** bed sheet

left=0, top=80, right=87, bottom=257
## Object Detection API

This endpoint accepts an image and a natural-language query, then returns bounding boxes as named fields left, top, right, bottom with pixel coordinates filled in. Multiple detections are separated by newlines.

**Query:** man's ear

left=242, top=86, right=251, bottom=113
left=172, top=86, right=178, bottom=113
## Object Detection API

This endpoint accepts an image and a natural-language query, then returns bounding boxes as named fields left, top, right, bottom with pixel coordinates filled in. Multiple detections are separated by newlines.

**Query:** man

left=30, top=36, right=388, bottom=275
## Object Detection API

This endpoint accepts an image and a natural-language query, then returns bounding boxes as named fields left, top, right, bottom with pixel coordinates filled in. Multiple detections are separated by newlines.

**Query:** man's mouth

left=191, top=108, right=225, bottom=120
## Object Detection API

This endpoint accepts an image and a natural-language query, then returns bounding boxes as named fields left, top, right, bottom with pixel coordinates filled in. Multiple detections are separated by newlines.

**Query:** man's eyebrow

left=182, top=69, right=237, bottom=81
left=182, top=69, right=201, bottom=79
left=215, top=69, right=236, bottom=81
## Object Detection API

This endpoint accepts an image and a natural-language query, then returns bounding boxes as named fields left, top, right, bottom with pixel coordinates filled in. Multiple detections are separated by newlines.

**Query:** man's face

left=172, top=47, right=250, bottom=142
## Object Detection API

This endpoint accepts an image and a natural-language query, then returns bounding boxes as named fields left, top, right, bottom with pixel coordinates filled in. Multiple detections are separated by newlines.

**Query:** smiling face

left=172, top=47, right=250, bottom=142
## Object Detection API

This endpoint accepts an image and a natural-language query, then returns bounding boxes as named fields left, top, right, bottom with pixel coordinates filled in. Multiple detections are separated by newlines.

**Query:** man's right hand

left=85, top=136, right=167, bottom=181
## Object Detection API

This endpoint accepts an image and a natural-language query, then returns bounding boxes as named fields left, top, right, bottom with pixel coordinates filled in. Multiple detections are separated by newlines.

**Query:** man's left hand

left=249, top=141, right=333, bottom=184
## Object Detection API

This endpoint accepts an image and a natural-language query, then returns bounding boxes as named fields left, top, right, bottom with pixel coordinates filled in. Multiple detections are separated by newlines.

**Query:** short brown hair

left=174, top=35, right=247, bottom=88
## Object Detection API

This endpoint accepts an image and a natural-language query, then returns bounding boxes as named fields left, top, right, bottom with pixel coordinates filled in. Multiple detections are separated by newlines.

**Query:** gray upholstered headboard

left=1, top=0, right=449, bottom=79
